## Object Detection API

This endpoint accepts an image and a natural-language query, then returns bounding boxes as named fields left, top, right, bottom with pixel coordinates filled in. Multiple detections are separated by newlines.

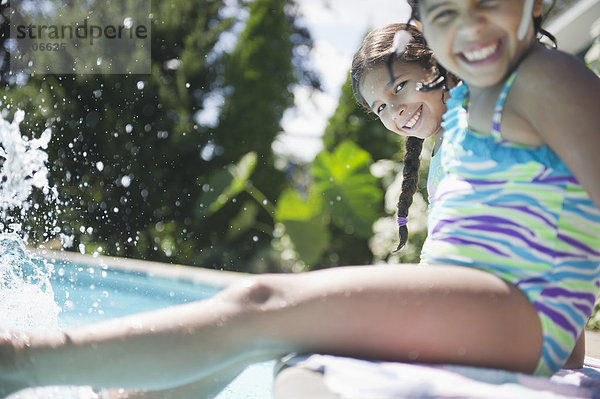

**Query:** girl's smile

left=458, top=38, right=504, bottom=65
left=401, top=105, right=423, bottom=130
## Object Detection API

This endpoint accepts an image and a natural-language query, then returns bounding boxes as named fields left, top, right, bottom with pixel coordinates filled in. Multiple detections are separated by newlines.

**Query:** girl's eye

left=395, top=81, right=407, bottom=94
left=430, top=9, right=455, bottom=23
left=376, top=104, right=386, bottom=115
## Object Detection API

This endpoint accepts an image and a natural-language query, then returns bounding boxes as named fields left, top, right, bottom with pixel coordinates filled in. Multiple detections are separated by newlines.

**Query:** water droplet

left=120, top=175, right=131, bottom=188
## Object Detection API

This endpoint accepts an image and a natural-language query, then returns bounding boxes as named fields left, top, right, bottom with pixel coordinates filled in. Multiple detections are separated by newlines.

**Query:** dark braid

left=395, top=136, right=423, bottom=252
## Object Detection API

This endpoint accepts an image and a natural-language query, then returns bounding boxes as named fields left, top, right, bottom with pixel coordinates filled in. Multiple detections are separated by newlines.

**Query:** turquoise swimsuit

left=421, top=73, right=600, bottom=375
left=427, top=141, right=443, bottom=202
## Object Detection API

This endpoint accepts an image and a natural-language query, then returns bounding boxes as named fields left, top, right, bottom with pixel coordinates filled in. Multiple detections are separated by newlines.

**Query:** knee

left=218, top=275, right=285, bottom=312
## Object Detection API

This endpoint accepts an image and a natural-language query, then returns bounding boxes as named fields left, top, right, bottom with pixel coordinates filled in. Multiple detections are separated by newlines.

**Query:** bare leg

left=1, top=264, right=543, bottom=395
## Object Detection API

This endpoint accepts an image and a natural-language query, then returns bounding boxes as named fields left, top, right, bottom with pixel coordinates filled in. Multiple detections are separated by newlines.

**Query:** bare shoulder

left=514, top=44, right=600, bottom=105
left=511, top=43, right=600, bottom=207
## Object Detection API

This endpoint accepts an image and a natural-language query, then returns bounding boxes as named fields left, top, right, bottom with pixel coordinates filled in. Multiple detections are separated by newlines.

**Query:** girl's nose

left=391, top=104, right=406, bottom=121
left=458, top=10, right=487, bottom=38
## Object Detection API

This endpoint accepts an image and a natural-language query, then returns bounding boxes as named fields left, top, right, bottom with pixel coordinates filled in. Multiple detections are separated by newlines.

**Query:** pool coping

left=32, top=247, right=251, bottom=288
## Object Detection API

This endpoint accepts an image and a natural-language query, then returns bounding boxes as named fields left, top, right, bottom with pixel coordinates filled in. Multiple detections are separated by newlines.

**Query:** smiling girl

left=409, top=0, right=600, bottom=375
left=351, top=23, right=457, bottom=250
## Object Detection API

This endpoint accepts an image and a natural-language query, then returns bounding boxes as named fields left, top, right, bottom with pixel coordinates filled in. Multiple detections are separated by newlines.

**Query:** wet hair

left=407, top=0, right=557, bottom=47
left=351, top=23, right=443, bottom=252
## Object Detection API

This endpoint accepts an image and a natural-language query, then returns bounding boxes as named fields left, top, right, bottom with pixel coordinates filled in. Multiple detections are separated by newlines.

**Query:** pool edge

left=31, top=248, right=251, bottom=288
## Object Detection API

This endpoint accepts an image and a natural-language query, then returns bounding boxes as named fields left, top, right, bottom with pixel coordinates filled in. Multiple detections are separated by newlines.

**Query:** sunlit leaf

left=197, top=152, right=257, bottom=216
left=283, top=219, right=330, bottom=266
left=312, top=141, right=383, bottom=238
left=275, top=188, right=322, bottom=221
left=275, top=188, right=329, bottom=265
left=226, top=200, right=259, bottom=240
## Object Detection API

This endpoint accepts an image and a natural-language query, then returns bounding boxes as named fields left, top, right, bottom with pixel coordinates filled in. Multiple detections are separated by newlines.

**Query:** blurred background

left=0, top=0, right=598, bottom=276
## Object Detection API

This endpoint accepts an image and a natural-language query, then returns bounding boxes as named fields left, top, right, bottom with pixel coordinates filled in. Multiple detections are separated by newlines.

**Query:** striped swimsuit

left=421, top=73, right=600, bottom=375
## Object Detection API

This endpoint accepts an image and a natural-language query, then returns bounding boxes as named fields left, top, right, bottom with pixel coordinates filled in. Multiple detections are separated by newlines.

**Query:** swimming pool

left=9, top=250, right=275, bottom=399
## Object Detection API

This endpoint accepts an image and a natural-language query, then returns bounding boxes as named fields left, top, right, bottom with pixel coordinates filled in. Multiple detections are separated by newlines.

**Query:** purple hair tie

left=397, top=217, right=408, bottom=227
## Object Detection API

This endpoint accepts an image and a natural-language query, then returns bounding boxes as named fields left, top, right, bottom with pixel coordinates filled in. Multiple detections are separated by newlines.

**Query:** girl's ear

left=533, top=0, right=544, bottom=17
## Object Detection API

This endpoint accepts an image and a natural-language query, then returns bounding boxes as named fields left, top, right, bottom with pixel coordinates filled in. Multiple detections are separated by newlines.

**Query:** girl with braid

left=350, top=23, right=458, bottom=251
left=2, top=2, right=599, bottom=397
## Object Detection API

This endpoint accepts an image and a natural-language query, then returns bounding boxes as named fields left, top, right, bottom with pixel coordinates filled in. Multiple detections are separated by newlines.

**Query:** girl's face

left=418, top=0, right=543, bottom=87
left=359, top=62, right=446, bottom=139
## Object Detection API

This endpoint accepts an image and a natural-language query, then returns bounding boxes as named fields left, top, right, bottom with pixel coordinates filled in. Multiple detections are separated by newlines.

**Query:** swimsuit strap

left=491, top=71, right=518, bottom=139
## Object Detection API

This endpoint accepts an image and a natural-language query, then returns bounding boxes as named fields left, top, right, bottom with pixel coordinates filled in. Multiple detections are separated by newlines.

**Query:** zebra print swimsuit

left=421, top=73, right=600, bottom=375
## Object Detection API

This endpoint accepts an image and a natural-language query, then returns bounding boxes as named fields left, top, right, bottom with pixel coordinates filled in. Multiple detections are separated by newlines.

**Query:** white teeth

left=403, top=108, right=421, bottom=129
left=462, top=43, right=498, bottom=62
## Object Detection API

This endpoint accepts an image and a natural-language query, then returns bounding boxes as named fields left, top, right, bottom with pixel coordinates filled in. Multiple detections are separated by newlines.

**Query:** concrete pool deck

left=585, top=330, right=600, bottom=358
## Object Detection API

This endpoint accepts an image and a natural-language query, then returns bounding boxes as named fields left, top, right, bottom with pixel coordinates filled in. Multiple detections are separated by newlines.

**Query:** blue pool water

left=44, top=257, right=275, bottom=398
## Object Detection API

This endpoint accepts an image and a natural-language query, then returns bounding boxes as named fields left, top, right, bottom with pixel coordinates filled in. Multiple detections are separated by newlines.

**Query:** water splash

left=0, top=232, right=60, bottom=332
left=0, top=109, right=52, bottom=212
left=0, top=109, right=60, bottom=332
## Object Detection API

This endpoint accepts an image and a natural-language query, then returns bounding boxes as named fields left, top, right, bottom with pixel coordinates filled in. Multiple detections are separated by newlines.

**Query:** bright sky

left=273, top=0, right=412, bottom=162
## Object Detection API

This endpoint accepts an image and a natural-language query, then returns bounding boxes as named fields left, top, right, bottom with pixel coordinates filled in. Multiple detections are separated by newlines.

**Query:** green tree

left=5, top=0, right=234, bottom=265
left=4, top=0, right=319, bottom=272
left=198, top=0, right=319, bottom=271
